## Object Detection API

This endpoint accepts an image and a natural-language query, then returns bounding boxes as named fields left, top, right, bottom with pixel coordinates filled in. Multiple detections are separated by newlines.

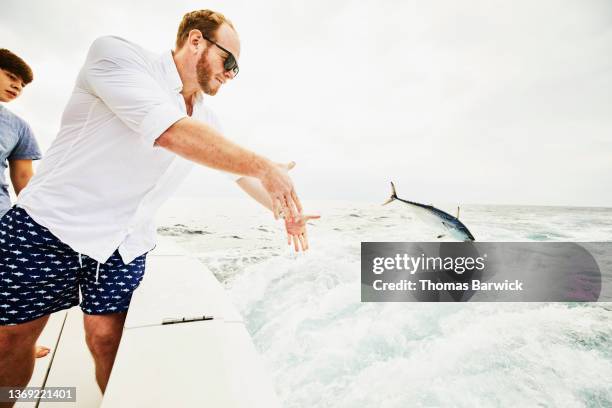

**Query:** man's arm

left=156, top=117, right=302, bottom=219
left=236, top=176, right=274, bottom=211
left=8, top=159, right=34, bottom=196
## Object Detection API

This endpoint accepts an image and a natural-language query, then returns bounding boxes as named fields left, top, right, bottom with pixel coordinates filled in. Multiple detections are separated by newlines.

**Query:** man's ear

left=187, top=29, right=204, bottom=53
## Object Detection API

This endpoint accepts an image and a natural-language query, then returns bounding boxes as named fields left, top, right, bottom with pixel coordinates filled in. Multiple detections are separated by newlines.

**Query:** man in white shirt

left=0, top=9, right=316, bottom=397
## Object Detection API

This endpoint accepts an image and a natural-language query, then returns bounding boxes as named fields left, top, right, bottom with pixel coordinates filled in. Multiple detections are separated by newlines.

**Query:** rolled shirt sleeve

left=7, top=120, right=42, bottom=161
left=83, top=36, right=186, bottom=146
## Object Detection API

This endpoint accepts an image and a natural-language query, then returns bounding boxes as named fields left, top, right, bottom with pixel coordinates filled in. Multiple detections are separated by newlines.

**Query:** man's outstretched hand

left=284, top=214, right=321, bottom=252
left=259, top=161, right=303, bottom=220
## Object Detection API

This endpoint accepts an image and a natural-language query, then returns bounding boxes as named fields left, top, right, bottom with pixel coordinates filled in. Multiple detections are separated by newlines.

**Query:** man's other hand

left=284, top=214, right=321, bottom=252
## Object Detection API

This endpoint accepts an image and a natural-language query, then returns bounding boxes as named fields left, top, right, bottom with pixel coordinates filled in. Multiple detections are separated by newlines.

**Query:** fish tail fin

left=382, top=181, right=398, bottom=206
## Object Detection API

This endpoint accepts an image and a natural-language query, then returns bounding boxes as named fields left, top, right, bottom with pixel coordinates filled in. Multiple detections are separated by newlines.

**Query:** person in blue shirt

left=0, top=48, right=49, bottom=359
left=0, top=49, right=42, bottom=218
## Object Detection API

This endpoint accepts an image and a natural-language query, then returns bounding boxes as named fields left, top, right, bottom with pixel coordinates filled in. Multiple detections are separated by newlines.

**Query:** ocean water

left=157, top=199, right=612, bottom=407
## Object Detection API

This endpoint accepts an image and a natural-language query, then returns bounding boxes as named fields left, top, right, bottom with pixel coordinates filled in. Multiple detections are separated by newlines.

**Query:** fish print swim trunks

left=0, top=207, right=146, bottom=325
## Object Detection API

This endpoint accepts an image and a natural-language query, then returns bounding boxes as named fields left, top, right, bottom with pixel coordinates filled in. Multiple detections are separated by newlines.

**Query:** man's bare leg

left=0, top=315, right=50, bottom=408
left=83, top=312, right=127, bottom=393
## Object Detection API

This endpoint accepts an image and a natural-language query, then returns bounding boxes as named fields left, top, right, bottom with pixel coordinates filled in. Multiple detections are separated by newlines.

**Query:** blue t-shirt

left=0, top=104, right=42, bottom=218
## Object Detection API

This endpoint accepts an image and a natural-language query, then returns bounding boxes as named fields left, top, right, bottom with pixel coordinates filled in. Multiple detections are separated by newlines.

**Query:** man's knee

left=0, top=316, right=49, bottom=357
left=0, top=330, right=24, bottom=354
left=86, top=330, right=121, bottom=357
left=84, top=314, right=126, bottom=357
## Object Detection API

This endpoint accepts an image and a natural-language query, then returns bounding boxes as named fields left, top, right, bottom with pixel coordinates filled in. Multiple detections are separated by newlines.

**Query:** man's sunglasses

left=203, top=37, right=239, bottom=77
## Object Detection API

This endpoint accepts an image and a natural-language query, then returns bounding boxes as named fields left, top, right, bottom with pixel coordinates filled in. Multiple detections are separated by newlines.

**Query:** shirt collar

left=161, top=50, right=183, bottom=93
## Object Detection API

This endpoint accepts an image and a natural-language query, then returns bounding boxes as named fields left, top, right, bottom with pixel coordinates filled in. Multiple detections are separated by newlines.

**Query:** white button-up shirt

left=17, top=36, right=222, bottom=264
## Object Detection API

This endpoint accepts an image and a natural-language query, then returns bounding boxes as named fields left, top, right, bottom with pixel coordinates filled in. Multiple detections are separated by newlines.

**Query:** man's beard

left=196, top=51, right=219, bottom=96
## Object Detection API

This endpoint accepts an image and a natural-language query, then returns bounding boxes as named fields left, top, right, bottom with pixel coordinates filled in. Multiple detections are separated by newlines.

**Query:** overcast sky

left=2, top=0, right=611, bottom=206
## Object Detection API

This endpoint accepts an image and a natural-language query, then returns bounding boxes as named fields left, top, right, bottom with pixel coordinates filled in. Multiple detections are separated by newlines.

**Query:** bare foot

left=35, top=345, right=51, bottom=358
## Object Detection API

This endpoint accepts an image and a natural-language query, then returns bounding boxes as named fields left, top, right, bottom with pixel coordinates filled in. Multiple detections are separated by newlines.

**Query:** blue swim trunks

left=0, top=207, right=146, bottom=325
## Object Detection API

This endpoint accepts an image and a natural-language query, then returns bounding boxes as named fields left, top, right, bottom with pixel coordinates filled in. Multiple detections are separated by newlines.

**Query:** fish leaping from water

left=383, top=182, right=475, bottom=241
